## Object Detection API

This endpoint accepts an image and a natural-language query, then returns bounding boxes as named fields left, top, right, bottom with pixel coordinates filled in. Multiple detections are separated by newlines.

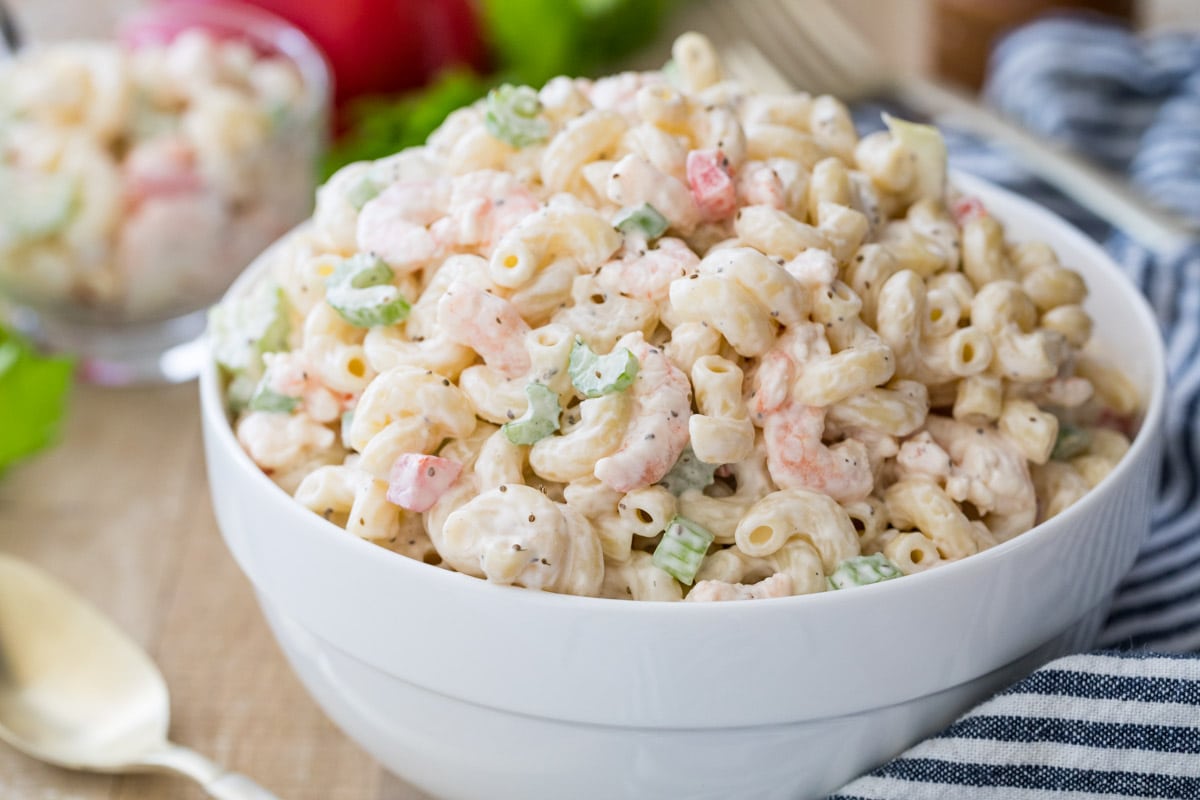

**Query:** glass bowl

left=0, top=1, right=329, bottom=384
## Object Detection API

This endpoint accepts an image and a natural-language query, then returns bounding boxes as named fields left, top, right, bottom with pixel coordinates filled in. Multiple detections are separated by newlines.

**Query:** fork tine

left=777, top=0, right=887, bottom=91
left=720, top=40, right=794, bottom=94
left=719, top=0, right=843, bottom=95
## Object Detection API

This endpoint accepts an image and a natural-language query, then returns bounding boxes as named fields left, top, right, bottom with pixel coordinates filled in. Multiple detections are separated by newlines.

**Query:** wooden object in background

left=932, top=0, right=1137, bottom=89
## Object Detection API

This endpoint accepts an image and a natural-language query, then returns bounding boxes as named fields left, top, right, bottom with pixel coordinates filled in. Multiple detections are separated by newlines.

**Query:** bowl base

left=261, top=596, right=1110, bottom=800
left=4, top=303, right=208, bottom=385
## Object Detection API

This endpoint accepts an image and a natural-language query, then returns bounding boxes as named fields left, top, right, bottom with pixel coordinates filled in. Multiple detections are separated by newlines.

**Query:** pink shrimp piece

left=260, top=351, right=346, bottom=423
left=608, top=154, right=701, bottom=233
left=686, top=573, right=793, bottom=602
left=122, top=137, right=202, bottom=208
left=736, top=161, right=786, bottom=210
left=750, top=324, right=830, bottom=418
left=951, top=195, right=987, bottom=226
left=430, top=170, right=541, bottom=249
left=356, top=178, right=451, bottom=272
left=594, top=333, right=692, bottom=493
left=588, top=71, right=661, bottom=115
left=436, top=278, right=532, bottom=378
left=762, top=402, right=873, bottom=503
left=923, top=414, right=1036, bottom=540
left=387, top=454, right=463, bottom=512
left=686, top=148, right=737, bottom=223
left=596, top=237, right=699, bottom=304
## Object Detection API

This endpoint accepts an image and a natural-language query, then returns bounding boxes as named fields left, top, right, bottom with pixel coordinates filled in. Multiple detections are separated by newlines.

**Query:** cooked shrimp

left=736, top=160, right=786, bottom=210
left=761, top=402, right=873, bottom=503
left=429, top=170, right=541, bottom=250
left=594, top=332, right=692, bottom=493
left=923, top=414, right=1036, bottom=541
left=595, top=237, right=700, bottom=304
left=606, top=154, right=701, bottom=233
left=260, top=351, right=348, bottom=423
left=356, top=178, right=451, bottom=271
left=686, top=573, right=793, bottom=601
left=437, top=278, right=532, bottom=378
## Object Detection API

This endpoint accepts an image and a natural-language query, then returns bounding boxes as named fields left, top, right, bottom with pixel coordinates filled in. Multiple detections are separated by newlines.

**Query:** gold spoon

left=0, top=554, right=279, bottom=799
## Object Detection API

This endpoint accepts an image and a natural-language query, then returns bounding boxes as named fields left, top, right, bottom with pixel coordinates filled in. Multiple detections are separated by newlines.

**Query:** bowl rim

left=199, top=169, right=1168, bottom=617
left=117, top=0, right=332, bottom=121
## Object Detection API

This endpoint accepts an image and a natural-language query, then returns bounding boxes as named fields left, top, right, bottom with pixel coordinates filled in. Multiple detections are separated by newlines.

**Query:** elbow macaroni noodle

left=219, top=33, right=1142, bottom=600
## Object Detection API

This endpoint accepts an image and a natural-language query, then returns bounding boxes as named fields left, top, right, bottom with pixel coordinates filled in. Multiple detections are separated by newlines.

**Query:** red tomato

left=164, top=0, right=487, bottom=106
left=686, top=148, right=737, bottom=223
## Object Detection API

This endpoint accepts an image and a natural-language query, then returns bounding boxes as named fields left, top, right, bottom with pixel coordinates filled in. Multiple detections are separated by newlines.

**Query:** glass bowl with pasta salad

left=201, top=32, right=1165, bottom=799
left=0, top=1, right=328, bottom=384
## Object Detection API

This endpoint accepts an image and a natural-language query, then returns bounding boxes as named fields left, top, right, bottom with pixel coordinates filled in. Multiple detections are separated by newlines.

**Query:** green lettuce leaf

left=0, top=326, right=73, bottom=473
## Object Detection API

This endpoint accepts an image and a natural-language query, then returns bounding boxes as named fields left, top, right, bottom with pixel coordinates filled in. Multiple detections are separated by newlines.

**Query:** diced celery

left=827, top=554, right=903, bottom=590
left=340, top=411, right=355, bottom=450
left=502, top=382, right=562, bottom=445
left=248, top=385, right=299, bottom=414
left=345, top=173, right=384, bottom=211
left=662, top=59, right=683, bottom=89
left=209, top=281, right=291, bottom=409
left=568, top=337, right=639, bottom=398
left=484, top=84, right=550, bottom=148
left=657, top=446, right=717, bottom=496
left=613, top=203, right=669, bottom=240
left=882, top=113, right=946, bottom=203
left=1052, top=423, right=1091, bottom=460
left=0, top=167, right=78, bottom=241
left=653, top=515, right=714, bottom=585
left=325, top=253, right=411, bottom=328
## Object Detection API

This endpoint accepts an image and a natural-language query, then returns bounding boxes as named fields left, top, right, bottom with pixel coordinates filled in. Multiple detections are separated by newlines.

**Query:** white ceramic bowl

left=201, top=172, right=1166, bottom=800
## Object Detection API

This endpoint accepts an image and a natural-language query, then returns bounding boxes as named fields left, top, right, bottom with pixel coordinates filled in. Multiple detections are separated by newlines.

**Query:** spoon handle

left=204, top=771, right=283, bottom=800
left=138, top=742, right=281, bottom=800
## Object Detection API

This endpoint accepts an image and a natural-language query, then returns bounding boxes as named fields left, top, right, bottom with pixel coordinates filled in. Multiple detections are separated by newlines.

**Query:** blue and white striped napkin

left=834, top=17, right=1200, bottom=799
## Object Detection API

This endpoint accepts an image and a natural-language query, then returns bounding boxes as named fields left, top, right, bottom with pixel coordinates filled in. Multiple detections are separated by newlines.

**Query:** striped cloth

left=834, top=18, right=1200, bottom=799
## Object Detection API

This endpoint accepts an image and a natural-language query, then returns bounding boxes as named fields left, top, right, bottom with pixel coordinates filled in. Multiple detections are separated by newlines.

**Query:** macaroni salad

left=215, top=33, right=1140, bottom=601
left=0, top=28, right=316, bottom=321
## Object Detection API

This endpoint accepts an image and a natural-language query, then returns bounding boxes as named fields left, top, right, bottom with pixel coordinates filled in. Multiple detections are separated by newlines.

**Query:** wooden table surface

left=3, top=1, right=1197, bottom=798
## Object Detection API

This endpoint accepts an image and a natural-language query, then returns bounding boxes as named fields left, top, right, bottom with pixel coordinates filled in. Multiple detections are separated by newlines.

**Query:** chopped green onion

left=653, top=515, right=714, bottom=585
left=248, top=385, right=299, bottom=414
left=484, top=84, right=550, bottom=148
left=1052, top=423, right=1091, bottom=460
left=340, top=411, right=355, bottom=450
left=345, top=174, right=385, bottom=211
left=502, top=382, right=561, bottom=445
left=657, top=445, right=717, bottom=496
left=613, top=203, right=669, bottom=240
left=568, top=337, right=639, bottom=398
left=325, top=254, right=411, bottom=328
left=827, top=554, right=903, bottom=590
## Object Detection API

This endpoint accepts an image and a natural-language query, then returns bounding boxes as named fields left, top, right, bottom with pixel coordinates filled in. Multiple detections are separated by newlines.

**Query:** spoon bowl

left=0, top=554, right=277, bottom=799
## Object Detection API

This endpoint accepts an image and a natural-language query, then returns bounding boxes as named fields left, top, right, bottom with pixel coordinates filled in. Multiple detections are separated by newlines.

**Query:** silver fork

left=692, top=0, right=1196, bottom=259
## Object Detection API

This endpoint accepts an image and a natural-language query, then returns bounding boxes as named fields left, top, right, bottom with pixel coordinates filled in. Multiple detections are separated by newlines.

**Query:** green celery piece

left=345, top=173, right=385, bottom=211
left=248, top=384, right=300, bottom=414
left=325, top=254, right=411, bottom=328
left=568, top=337, right=638, bottom=398
left=209, top=281, right=291, bottom=410
left=0, top=167, right=79, bottom=240
left=1052, top=423, right=1091, bottom=460
left=657, top=445, right=717, bottom=496
left=340, top=411, right=355, bottom=450
left=502, top=382, right=561, bottom=445
left=209, top=281, right=290, bottom=375
left=0, top=326, right=73, bottom=473
left=614, top=203, right=669, bottom=240
left=653, top=515, right=714, bottom=585
left=827, top=554, right=903, bottom=590
left=484, top=84, right=550, bottom=148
